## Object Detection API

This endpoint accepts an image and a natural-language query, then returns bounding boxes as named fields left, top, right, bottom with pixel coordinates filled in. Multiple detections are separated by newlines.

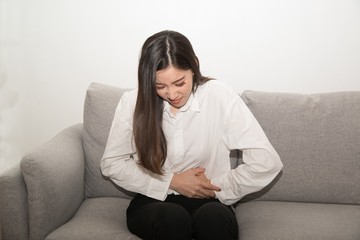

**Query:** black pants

left=127, top=194, right=238, bottom=240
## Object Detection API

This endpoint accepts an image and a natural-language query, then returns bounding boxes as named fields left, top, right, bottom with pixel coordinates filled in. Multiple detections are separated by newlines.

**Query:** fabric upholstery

left=46, top=197, right=140, bottom=240
left=241, top=91, right=360, bottom=204
left=3, top=83, right=358, bottom=240
left=83, top=82, right=135, bottom=198
left=20, top=124, right=85, bottom=240
left=0, top=165, right=28, bottom=240
left=235, top=201, right=360, bottom=240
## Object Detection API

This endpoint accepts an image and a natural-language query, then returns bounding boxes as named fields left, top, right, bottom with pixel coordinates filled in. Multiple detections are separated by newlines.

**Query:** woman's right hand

left=169, top=168, right=221, bottom=198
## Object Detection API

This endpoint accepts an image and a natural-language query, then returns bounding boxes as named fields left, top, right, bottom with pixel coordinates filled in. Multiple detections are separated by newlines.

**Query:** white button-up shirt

left=101, top=80, right=282, bottom=205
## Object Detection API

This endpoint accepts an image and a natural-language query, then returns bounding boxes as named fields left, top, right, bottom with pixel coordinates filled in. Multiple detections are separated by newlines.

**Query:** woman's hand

left=169, top=168, right=221, bottom=198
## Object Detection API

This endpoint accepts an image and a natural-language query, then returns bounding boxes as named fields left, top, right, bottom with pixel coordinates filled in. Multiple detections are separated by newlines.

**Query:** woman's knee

left=158, top=203, right=192, bottom=227
left=128, top=202, right=193, bottom=240
left=193, top=202, right=238, bottom=240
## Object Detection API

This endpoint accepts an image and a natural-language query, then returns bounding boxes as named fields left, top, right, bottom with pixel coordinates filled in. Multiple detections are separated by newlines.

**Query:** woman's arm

left=101, top=91, right=173, bottom=201
left=211, top=94, right=283, bottom=205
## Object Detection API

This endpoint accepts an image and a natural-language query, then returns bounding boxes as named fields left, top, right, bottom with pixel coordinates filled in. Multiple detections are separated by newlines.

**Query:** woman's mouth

left=170, top=97, right=182, bottom=105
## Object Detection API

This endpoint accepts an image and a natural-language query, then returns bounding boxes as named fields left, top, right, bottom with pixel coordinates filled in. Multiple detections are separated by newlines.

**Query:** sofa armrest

left=21, top=123, right=85, bottom=240
left=0, top=164, right=29, bottom=240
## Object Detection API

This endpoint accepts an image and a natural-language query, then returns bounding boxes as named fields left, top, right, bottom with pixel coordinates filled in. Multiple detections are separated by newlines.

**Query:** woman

left=101, top=30, right=283, bottom=240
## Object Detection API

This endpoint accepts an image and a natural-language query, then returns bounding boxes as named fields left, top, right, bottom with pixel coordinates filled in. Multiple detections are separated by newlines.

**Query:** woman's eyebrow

left=172, top=76, right=185, bottom=84
left=156, top=76, right=185, bottom=85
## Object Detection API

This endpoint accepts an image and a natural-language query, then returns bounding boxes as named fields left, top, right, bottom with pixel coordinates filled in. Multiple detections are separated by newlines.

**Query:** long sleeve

left=100, top=90, right=173, bottom=201
left=211, top=94, right=283, bottom=205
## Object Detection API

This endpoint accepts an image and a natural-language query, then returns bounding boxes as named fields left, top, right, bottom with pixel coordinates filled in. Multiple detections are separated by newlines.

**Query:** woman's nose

left=167, top=88, right=176, bottom=100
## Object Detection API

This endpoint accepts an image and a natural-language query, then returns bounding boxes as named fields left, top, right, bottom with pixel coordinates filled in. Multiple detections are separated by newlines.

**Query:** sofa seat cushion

left=46, top=197, right=140, bottom=240
left=235, top=201, right=360, bottom=240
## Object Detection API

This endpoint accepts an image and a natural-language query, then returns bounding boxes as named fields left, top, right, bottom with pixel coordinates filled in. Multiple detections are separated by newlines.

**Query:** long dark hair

left=133, top=30, right=212, bottom=175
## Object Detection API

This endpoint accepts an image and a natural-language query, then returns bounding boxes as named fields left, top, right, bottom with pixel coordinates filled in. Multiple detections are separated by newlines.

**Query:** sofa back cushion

left=83, top=82, right=135, bottom=198
left=241, top=91, right=360, bottom=204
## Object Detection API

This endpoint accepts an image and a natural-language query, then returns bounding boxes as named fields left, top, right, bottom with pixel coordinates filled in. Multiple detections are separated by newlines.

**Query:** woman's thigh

left=192, top=202, right=238, bottom=240
left=127, top=194, right=238, bottom=240
left=127, top=195, right=192, bottom=240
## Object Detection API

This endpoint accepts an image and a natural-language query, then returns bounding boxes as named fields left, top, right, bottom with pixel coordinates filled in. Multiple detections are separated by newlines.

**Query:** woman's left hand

left=169, top=168, right=221, bottom=198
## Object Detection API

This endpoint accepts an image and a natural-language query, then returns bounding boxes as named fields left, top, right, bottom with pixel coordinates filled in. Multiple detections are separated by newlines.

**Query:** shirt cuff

left=212, top=175, right=239, bottom=206
left=146, top=172, right=174, bottom=201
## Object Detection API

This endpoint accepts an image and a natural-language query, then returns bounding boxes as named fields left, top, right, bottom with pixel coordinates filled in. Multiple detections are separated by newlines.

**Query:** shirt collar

left=163, top=92, right=200, bottom=114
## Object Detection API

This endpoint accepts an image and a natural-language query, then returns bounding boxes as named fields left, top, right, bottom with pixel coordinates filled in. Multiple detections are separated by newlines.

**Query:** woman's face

left=155, top=66, right=193, bottom=112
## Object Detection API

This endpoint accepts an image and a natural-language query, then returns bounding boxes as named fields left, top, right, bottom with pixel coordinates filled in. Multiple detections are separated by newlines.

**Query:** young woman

left=101, top=30, right=283, bottom=240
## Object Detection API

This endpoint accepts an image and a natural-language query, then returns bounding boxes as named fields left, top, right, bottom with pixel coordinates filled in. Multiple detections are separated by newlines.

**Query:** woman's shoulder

left=118, top=88, right=138, bottom=104
left=121, top=88, right=138, bottom=99
left=198, top=80, right=237, bottom=99
left=115, top=88, right=138, bottom=112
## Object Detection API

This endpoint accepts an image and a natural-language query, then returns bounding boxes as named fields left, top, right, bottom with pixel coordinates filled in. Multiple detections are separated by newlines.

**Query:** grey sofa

left=1, top=82, right=359, bottom=240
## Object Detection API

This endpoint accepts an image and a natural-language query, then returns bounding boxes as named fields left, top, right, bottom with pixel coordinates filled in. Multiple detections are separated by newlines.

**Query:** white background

left=1, top=0, right=360, bottom=171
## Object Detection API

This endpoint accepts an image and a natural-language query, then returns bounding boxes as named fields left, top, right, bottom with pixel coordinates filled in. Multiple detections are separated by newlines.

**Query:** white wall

left=1, top=0, right=360, bottom=171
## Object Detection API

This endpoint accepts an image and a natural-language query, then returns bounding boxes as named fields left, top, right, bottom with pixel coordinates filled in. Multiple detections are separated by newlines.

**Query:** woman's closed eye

left=156, top=85, right=166, bottom=90
left=175, top=81, right=185, bottom=87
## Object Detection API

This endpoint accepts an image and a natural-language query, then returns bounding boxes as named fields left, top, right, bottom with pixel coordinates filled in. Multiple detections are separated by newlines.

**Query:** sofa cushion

left=235, top=201, right=360, bottom=240
left=83, top=82, right=135, bottom=198
left=46, top=197, right=140, bottom=240
left=241, top=91, right=360, bottom=204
